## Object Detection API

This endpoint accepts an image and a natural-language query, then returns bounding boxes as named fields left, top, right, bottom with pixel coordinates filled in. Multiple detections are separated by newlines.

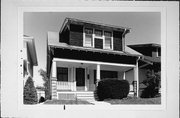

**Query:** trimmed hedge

left=95, top=78, right=130, bottom=101
left=23, top=76, right=38, bottom=104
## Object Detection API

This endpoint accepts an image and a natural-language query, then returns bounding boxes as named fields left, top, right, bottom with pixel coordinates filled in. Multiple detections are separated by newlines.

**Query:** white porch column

left=96, top=64, right=101, bottom=86
left=123, top=72, right=126, bottom=80
left=51, top=60, right=57, bottom=100
left=133, top=59, right=139, bottom=97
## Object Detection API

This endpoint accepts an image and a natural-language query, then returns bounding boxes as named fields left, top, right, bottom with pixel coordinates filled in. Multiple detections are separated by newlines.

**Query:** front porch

left=50, top=58, right=139, bottom=100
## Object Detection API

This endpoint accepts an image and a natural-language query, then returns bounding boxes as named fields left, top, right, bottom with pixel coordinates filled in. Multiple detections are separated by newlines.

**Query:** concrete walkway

left=85, top=99, right=111, bottom=105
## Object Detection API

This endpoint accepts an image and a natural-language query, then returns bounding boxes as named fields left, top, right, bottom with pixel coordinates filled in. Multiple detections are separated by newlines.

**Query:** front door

left=76, top=68, right=85, bottom=91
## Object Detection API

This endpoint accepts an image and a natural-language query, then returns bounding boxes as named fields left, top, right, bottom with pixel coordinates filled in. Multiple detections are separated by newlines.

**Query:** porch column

left=123, top=72, right=126, bottom=80
left=96, top=64, right=101, bottom=86
left=133, top=59, right=139, bottom=97
left=51, top=60, right=57, bottom=100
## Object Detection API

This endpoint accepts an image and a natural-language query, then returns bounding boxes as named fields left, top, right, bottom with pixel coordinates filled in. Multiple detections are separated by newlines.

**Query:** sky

left=24, top=12, right=161, bottom=86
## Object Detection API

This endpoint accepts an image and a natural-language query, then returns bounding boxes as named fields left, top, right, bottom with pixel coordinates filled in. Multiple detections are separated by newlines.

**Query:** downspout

left=136, top=56, right=140, bottom=97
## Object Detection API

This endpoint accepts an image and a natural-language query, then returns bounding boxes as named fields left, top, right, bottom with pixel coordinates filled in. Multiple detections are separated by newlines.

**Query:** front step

left=76, top=92, right=95, bottom=101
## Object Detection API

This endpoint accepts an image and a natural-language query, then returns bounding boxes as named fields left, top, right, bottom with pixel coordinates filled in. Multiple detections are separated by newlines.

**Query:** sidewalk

left=85, top=99, right=111, bottom=105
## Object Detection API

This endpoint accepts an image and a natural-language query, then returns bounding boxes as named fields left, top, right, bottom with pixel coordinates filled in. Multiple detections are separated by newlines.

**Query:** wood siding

left=69, top=24, right=83, bottom=47
left=59, top=26, right=70, bottom=44
left=113, top=31, right=123, bottom=51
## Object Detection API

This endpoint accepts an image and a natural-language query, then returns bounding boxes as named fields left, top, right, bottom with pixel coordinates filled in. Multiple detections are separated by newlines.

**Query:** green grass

left=104, top=97, right=161, bottom=104
left=43, top=99, right=93, bottom=105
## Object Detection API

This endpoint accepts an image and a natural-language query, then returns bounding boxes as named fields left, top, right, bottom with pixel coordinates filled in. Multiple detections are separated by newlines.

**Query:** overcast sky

left=24, top=12, right=161, bottom=86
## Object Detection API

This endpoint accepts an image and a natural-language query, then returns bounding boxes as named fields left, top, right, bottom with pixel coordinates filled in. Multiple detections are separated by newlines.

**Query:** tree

left=141, top=69, right=161, bottom=98
left=38, top=69, right=51, bottom=100
left=23, top=76, right=38, bottom=104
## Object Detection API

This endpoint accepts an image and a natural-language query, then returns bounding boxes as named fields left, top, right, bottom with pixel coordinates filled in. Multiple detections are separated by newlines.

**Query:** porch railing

left=57, top=81, right=76, bottom=91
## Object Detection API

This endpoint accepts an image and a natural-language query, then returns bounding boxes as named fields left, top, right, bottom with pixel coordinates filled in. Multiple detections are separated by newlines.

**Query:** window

left=104, top=31, right=112, bottom=49
left=95, top=29, right=102, bottom=37
left=83, top=28, right=113, bottom=50
left=57, top=67, right=68, bottom=81
left=84, top=28, right=93, bottom=47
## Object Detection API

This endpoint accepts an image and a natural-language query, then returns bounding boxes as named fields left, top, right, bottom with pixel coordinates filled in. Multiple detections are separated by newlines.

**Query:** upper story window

left=95, top=29, right=103, bottom=37
left=83, top=27, right=113, bottom=50
left=104, top=31, right=112, bottom=49
left=84, top=28, right=93, bottom=47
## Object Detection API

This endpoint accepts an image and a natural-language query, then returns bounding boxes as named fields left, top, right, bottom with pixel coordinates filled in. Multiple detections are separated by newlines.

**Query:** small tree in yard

left=39, top=69, right=51, bottom=100
left=23, top=76, right=38, bottom=104
left=141, top=70, right=161, bottom=98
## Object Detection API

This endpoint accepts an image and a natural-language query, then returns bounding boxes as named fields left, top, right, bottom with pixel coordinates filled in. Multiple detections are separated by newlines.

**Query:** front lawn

left=104, top=96, right=161, bottom=104
left=43, top=99, right=93, bottom=105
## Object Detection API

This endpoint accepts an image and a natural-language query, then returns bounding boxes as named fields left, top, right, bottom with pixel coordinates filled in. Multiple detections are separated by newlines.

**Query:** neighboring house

left=47, top=18, right=142, bottom=100
left=127, top=43, right=161, bottom=96
left=23, top=36, right=38, bottom=86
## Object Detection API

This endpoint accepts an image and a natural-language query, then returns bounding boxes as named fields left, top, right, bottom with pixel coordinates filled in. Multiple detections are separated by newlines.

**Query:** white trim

left=83, top=27, right=94, bottom=47
left=53, top=58, right=136, bottom=67
left=83, top=27, right=114, bottom=50
left=96, top=64, right=101, bottom=84
left=123, top=72, right=126, bottom=80
left=104, top=30, right=113, bottom=50
left=52, top=61, right=57, bottom=78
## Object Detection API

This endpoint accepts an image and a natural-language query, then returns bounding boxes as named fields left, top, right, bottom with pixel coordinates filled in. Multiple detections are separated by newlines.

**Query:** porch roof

left=49, top=44, right=139, bottom=65
left=49, top=43, right=140, bottom=57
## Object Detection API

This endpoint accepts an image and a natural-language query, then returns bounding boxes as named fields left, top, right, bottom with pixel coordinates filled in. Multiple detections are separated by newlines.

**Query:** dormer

left=59, top=18, right=130, bottom=52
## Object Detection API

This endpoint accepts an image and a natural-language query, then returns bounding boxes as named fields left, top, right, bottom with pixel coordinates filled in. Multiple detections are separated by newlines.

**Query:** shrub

left=95, top=78, right=130, bottom=101
left=23, top=76, right=38, bottom=104
left=141, top=72, right=160, bottom=98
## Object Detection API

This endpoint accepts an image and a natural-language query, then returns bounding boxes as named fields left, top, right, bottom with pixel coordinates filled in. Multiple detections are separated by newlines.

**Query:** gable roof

left=48, top=42, right=140, bottom=58
left=127, top=43, right=161, bottom=56
left=128, top=43, right=160, bottom=48
left=60, top=17, right=131, bottom=34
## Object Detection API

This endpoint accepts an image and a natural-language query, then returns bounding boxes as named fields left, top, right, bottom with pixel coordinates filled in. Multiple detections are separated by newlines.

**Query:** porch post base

left=51, top=77, right=57, bottom=100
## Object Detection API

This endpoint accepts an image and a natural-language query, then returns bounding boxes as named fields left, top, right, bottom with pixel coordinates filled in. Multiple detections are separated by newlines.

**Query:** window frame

left=104, top=31, right=113, bottom=50
left=83, top=27, right=113, bottom=50
left=57, top=67, right=69, bottom=82
left=83, top=28, right=93, bottom=47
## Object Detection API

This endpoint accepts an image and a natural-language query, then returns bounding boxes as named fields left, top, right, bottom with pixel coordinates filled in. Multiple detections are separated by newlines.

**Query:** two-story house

left=23, top=36, right=38, bottom=86
left=47, top=18, right=141, bottom=100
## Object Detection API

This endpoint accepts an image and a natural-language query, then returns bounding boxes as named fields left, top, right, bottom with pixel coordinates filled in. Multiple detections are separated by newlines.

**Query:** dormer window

left=95, top=29, right=103, bottom=37
left=104, top=31, right=112, bottom=49
left=84, top=28, right=93, bottom=47
left=83, top=27, right=114, bottom=50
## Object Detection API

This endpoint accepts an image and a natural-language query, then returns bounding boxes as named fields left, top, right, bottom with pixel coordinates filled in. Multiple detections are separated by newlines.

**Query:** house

left=127, top=43, right=161, bottom=96
left=23, top=36, right=38, bottom=86
left=47, top=18, right=143, bottom=100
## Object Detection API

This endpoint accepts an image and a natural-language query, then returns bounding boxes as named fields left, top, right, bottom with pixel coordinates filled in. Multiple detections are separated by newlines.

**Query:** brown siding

left=94, top=38, right=103, bottom=49
left=113, top=31, right=123, bottom=51
left=69, top=24, right=83, bottom=47
left=59, top=27, right=70, bottom=44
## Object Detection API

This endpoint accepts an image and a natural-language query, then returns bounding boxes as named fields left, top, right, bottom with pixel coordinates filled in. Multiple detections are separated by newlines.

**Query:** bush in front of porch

left=94, top=78, right=130, bottom=101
